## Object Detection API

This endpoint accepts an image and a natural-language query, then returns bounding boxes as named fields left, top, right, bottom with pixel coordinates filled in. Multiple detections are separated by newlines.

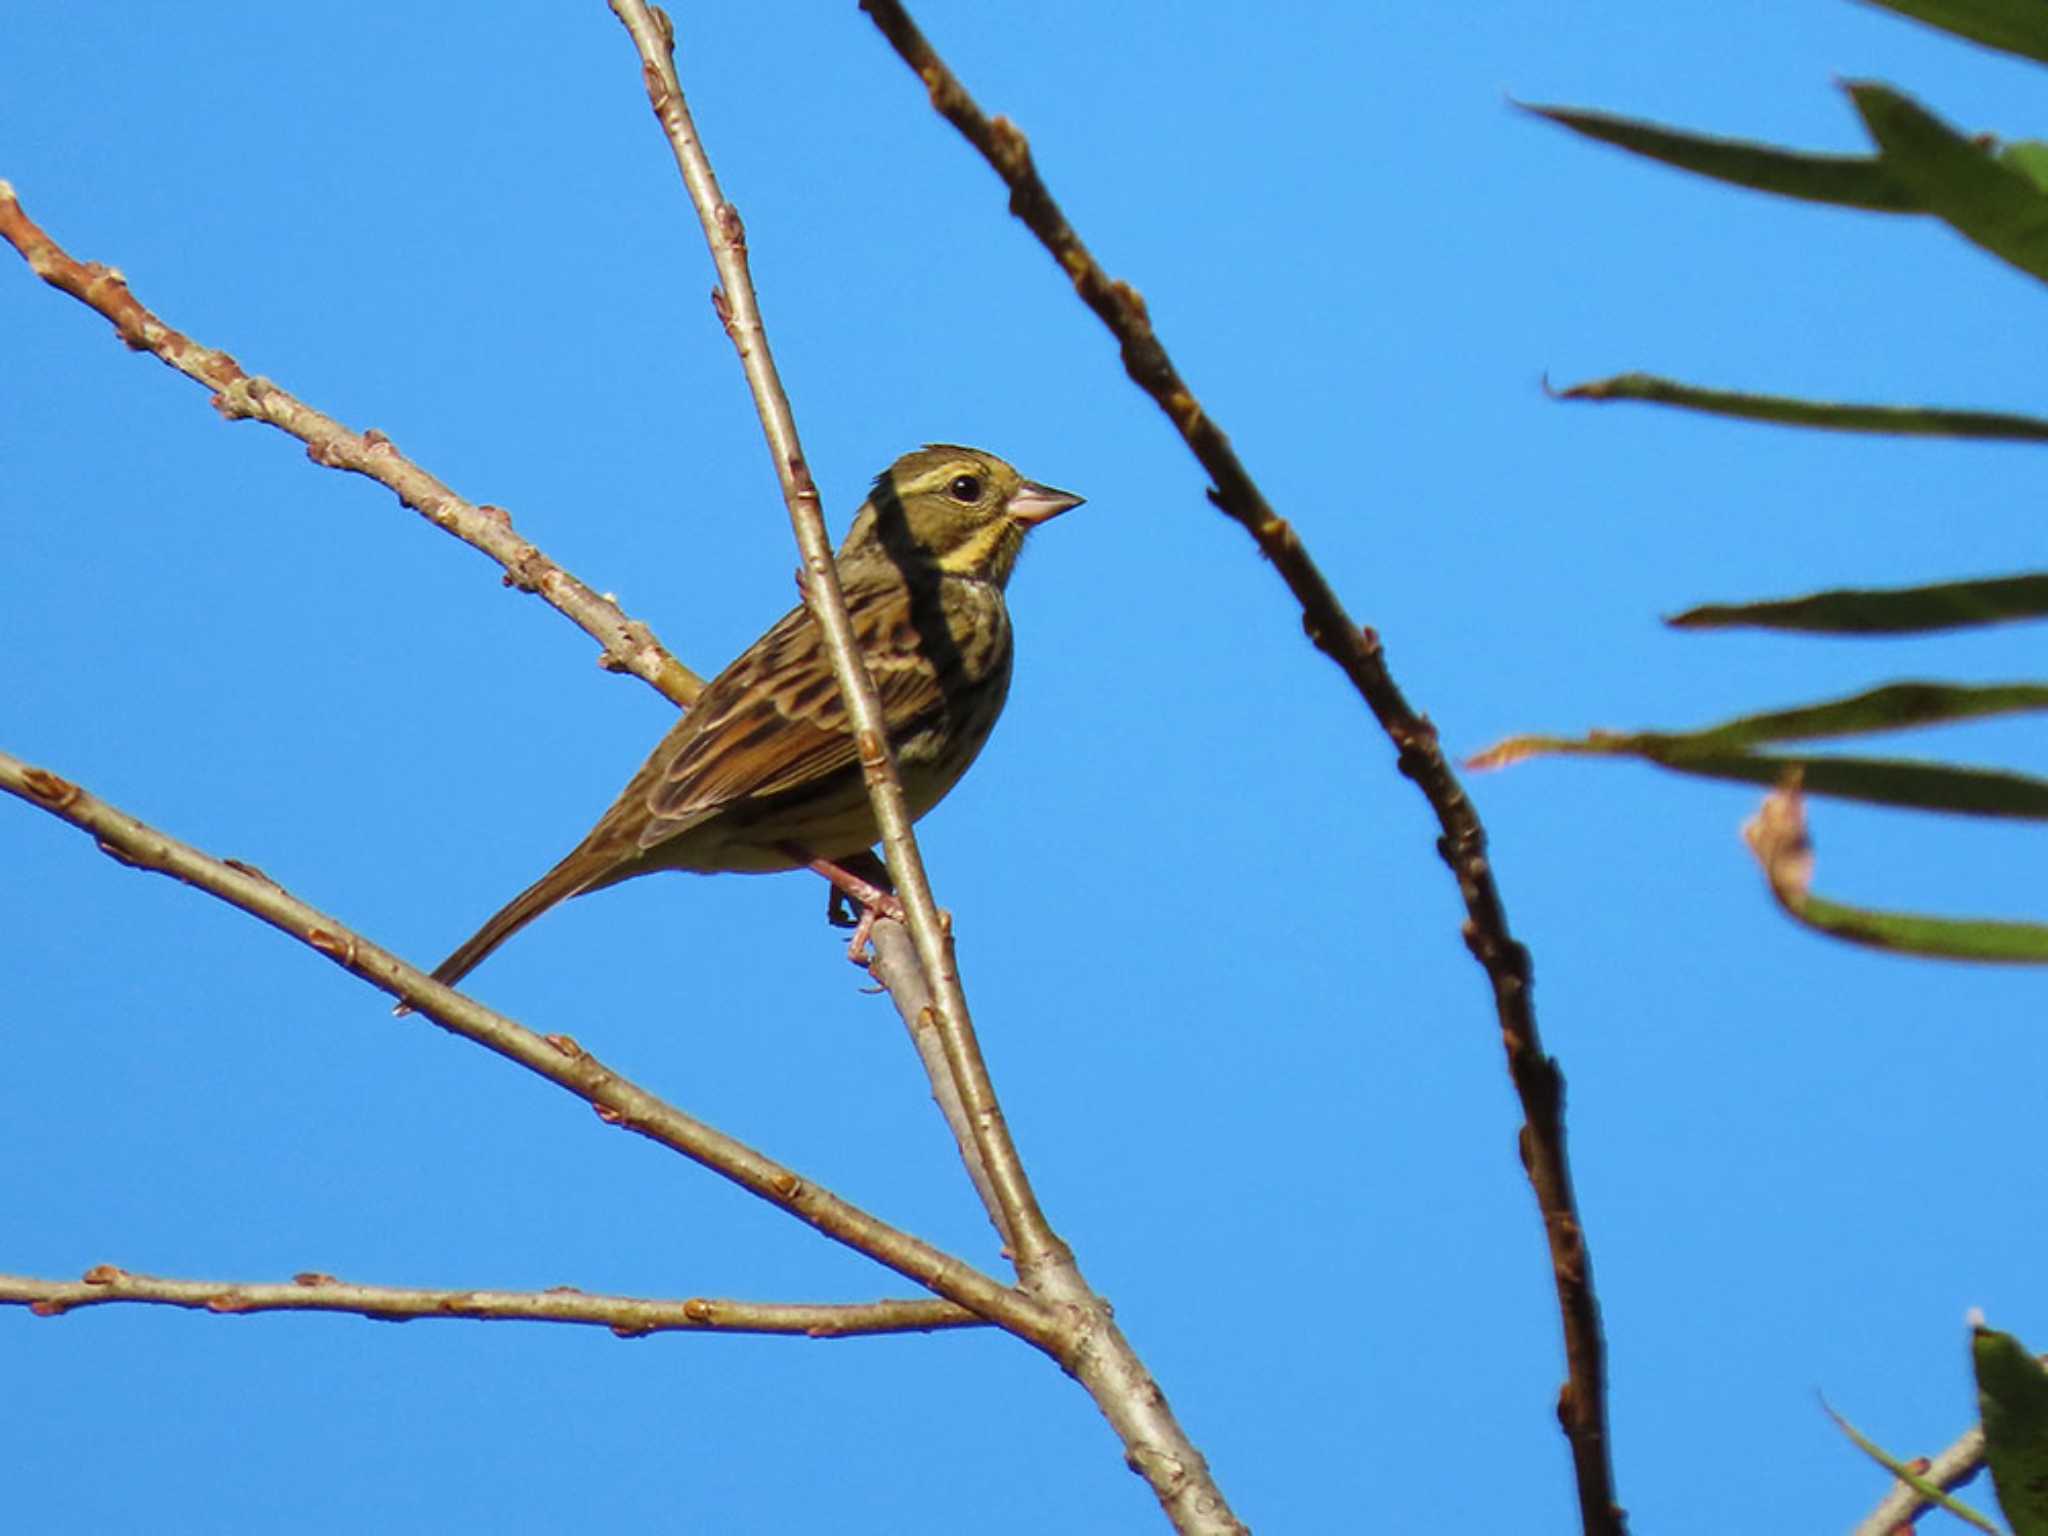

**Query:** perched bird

left=427, top=445, right=1082, bottom=988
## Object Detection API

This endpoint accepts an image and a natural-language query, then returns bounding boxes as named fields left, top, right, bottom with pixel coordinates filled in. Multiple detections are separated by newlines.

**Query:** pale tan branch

left=0, top=180, right=701, bottom=707
left=1851, top=1425, right=1986, bottom=1536
left=606, top=13, right=1244, bottom=1533
left=2, top=1265, right=980, bottom=1338
left=0, top=749, right=1057, bottom=1347
left=605, top=2, right=1057, bottom=1274
left=867, top=922, right=1011, bottom=1249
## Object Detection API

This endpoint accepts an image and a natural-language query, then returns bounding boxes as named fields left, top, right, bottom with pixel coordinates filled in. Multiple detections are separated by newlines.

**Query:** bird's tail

left=426, top=847, right=601, bottom=990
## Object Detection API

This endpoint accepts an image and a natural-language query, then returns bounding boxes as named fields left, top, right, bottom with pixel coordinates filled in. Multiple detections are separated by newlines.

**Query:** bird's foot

left=791, top=847, right=904, bottom=965
left=834, top=884, right=953, bottom=965
left=840, top=897, right=899, bottom=966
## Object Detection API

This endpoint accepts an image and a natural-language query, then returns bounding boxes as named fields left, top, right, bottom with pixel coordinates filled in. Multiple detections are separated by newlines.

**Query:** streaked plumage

left=427, top=446, right=1081, bottom=988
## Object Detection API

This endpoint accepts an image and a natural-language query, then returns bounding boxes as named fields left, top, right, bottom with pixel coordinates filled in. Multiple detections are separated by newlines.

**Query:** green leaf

left=1478, top=677, right=2048, bottom=744
left=2005, top=140, right=2048, bottom=193
left=1554, top=372, right=2048, bottom=440
left=1849, top=81, right=2048, bottom=285
left=1745, top=784, right=2048, bottom=963
left=1670, top=574, right=2048, bottom=634
left=1776, top=888, right=2048, bottom=960
left=1525, top=741, right=2048, bottom=818
left=1520, top=102, right=1919, bottom=211
left=1857, top=0, right=2048, bottom=66
left=1975, top=1325, right=2048, bottom=1533
left=1658, top=681, right=2048, bottom=746
left=1821, top=1397, right=2001, bottom=1531
left=1470, top=681, right=2048, bottom=818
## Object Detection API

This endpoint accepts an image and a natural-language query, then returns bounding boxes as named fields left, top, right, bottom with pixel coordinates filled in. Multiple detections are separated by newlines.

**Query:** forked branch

left=0, top=750, right=1055, bottom=1347
left=606, top=1, right=1057, bottom=1272
left=607, top=8, right=1251, bottom=1532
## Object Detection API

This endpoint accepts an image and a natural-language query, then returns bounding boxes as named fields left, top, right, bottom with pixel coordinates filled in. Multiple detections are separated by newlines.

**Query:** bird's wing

left=640, top=577, right=951, bottom=833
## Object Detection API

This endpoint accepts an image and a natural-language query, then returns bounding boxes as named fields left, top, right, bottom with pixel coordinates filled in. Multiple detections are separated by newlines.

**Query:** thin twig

left=2, top=1266, right=980, bottom=1339
left=0, top=180, right=701, bottom=708
left=1851, top=1425, right=1987, bottom=1536
left=867, top=922, right=1012, bottom=1250
left=609, top=11, right=1248, bottom=1533
left=0, top=749, right=1058, bottom=1348
left=605, top=1, right=1058, bottom=1272
left=856, top=6, right=1619, bottom=1534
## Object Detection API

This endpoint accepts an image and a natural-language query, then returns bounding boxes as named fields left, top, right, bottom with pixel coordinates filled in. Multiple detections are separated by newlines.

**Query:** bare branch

left=867, top=922, right=1011, bottom=1249
left=855, top=6, right=1619, bottom=1533
left=0, top=749, right=1058, bottom=1347
left=1851, top=1425, right=1986, bottom=1536
left=2, top=1265, right=980, bottom=1339
left=605, top=2, right=1059, bottom=1274
left=606, top=12, right=1249, bottom=1532
left=0, top=180, right=702, bottom=708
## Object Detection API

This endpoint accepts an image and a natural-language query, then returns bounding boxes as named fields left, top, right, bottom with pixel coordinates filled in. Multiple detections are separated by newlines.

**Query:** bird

left=425, top=445, right=1083, bottom=989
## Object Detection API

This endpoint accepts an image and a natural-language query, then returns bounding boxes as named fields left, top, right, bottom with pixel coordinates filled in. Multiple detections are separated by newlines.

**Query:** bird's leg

left=785, top=845, right=902, bottom=964
left=818, top=848, right=894, bottom=927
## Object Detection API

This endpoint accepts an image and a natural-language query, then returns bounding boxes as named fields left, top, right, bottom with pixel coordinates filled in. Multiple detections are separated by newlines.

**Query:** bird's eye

left=946, top=474, right=984, bottom=503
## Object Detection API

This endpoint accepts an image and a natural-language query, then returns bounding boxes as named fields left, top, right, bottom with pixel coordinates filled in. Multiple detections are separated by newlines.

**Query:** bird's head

left=841, top=445, right=1082, bottom=587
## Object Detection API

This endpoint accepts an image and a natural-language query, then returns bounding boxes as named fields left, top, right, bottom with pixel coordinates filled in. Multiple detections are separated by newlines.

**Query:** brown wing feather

left=638, top=576, right=955, bottom=839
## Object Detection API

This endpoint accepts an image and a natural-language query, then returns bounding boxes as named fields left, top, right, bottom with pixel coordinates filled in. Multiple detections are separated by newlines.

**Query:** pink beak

left=1007, top=479, right=1085, bottom=526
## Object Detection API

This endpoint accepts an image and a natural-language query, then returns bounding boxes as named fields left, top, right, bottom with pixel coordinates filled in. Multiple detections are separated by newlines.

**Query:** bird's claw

left=843, top=891, right=909, bottom=965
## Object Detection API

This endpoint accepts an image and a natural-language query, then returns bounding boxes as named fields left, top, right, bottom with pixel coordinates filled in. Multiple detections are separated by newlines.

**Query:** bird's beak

left=1007, top=479, right=1085, bottom=526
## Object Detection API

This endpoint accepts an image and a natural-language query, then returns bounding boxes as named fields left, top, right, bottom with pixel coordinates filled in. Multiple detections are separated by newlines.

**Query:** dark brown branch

left=0, top=180, right=702, bottom=708
left=0, top=750, right=1058, bottom=1348
left=3, top=1266, right=980, bottom=1339
left=855, top=7, right=1622, bottom=1534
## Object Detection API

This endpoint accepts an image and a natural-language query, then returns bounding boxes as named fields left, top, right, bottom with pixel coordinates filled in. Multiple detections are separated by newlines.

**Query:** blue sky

left=5, top=3, right=2044, bottom=1531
